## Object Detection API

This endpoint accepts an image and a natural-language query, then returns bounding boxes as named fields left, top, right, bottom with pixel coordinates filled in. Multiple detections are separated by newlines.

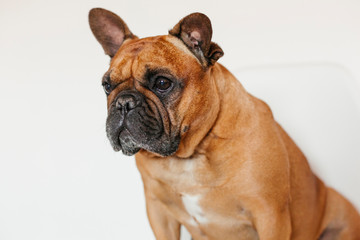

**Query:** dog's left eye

left=103, top=82, right=112, bottom=95
left=154, top=77, right=172, bottom=92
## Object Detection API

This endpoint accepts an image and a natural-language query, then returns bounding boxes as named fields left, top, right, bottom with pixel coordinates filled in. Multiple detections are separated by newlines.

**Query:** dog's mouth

left=105, top=109, right=162, bottom=156
left=116, top=128, right=141, bottom=156
left=106, top=117, right=180, bottom=157
left=105, top=96, right=180, bottom=157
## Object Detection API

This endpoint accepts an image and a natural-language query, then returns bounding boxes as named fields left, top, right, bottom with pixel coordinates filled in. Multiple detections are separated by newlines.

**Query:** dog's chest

left=137, top=155, right=258, bottom=239
left=142, top=154, right=218, bottom=191
left=179, top=193, right=257, bottom=240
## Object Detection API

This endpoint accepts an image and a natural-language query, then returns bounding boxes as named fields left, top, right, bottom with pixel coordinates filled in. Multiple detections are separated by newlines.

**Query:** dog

left=88, top=8, right=360, bottom=239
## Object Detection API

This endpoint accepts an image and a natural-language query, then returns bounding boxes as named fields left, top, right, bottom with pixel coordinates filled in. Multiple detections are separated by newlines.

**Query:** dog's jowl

left=89, top=8, right=360, bottom=240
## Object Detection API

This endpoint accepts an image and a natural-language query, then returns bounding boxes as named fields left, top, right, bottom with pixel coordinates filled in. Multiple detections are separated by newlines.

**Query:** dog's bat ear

left=169, top=13, right=224, bottom=67
left=89, top=8, right=136, bottom=58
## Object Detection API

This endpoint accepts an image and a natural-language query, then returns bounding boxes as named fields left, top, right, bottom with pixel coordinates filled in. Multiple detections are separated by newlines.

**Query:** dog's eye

left=103, top=82, right=112, bottom=94
left=154, top=77, right=172, bottom=92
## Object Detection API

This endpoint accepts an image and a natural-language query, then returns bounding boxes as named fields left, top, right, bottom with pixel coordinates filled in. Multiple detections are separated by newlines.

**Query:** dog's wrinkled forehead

left=109, top=35, right=201, bottom=82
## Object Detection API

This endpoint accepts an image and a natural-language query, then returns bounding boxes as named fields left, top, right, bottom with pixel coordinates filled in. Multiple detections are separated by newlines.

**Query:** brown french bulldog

left=88, top=8, right=360, bottom=240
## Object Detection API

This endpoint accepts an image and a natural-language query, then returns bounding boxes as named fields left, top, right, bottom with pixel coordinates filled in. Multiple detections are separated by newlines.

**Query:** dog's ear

left=89, top=8, right=136, bottom=58
left=169, top=13, right=224, bottom=67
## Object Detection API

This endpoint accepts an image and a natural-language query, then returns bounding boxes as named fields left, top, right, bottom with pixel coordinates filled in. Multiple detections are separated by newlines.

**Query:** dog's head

left=89, top=8, right=223, bottom=157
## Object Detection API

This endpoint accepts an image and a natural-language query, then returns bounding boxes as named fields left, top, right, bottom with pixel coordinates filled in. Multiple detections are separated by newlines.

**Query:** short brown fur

left=89, top=8, right=360, bottom=240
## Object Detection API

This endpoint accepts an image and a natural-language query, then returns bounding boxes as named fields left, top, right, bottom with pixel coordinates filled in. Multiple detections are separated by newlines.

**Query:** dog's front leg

left=253, top=204, right=292, bottom=240
left=146, top=197, right=181, bottom=240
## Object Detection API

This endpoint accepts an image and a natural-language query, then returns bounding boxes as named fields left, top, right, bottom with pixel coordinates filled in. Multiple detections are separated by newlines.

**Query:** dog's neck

left=173, top=63, right=267, bottom=159
left=192, top=63, right=273, bottom=157
left=209, top=64, right=253, bottom=137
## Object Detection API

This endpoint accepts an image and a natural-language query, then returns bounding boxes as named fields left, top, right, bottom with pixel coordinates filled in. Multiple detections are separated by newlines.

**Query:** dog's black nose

left=116, top=93, right=140, bottom=112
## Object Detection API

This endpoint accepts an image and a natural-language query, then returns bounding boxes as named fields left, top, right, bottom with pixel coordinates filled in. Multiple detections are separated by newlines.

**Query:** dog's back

left=275, top=118, right=360, bottom=239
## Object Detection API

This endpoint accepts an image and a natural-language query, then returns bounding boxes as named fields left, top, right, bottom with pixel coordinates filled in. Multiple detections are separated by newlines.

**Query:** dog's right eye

left=154, top=77, right=172, bottom=93
left=102, top=82, right=112, bottom=95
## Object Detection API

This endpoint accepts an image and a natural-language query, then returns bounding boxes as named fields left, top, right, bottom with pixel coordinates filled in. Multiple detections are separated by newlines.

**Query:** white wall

left=0, top=0, right=359, bottom=239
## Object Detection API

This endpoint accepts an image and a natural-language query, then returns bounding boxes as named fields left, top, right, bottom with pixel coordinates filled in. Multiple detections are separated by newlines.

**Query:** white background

left=0, top=0, right=359, bottom=239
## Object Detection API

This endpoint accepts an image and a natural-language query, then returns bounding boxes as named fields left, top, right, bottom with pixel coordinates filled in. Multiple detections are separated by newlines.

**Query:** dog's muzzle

left=106, top=90, right=178, bottom=156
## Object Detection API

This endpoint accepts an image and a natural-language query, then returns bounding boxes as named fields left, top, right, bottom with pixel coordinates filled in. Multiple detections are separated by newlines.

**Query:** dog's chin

left=109, top=128, right=180, bottom=157
left=111, top=129, right=141, bottom=156
left=121, top=146, right=141, bottom=156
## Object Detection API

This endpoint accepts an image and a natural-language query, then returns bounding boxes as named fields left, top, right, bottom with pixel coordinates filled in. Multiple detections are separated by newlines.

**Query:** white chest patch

left=182, top=194, right=208, bottom=226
